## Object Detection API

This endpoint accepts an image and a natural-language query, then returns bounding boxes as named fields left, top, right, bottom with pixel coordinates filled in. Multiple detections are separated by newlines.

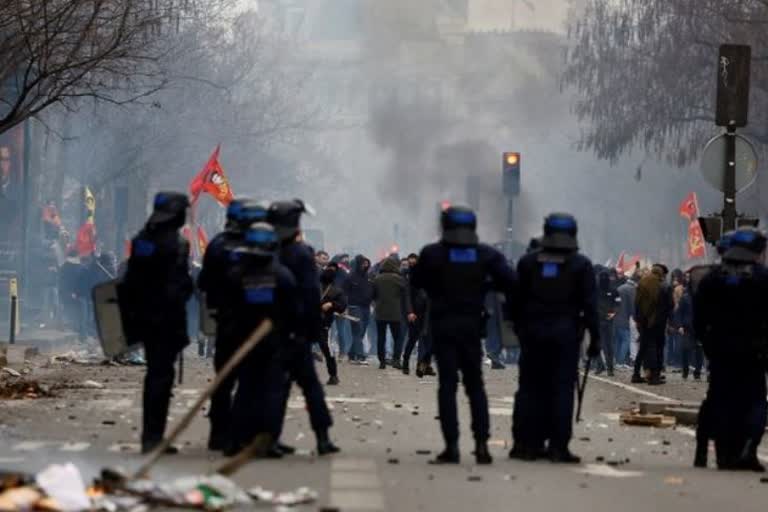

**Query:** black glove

left=587, top=339, right=601, bottom=358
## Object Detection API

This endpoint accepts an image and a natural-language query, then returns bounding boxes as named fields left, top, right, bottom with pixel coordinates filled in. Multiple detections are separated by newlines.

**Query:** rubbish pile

left=0, top=374, right=53, bottom=400
left=48, top=350, right=106, bottom=366
left=0, top=464, right=318, bottom=512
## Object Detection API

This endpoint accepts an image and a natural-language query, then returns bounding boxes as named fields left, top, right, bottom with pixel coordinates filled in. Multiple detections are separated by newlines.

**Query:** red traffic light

left=504, top=152, right=520, bottom=167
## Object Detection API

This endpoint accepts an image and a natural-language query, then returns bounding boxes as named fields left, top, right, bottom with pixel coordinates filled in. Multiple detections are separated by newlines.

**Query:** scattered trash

left=48, top=350, right=105, bottom=366
left=126, top=474, right=251, bottom=510
left=0, top=486, right=42, bottom=511
left=664, top=476, right=685, bottom=486
left=387, top=458, right=400, bottom=465
left=415, top=450, right=432, bottom=455
left=467, top=475, right=482, bottom=482
left=578, top=437, right=591, bottom=442
left=620, top=412, right=675, bottom=428
left=81, top=380, right=105, bottom=389
left=102, top=421, right=116, bottom=426
left=1, top=368, right=21, bottom=377
left=248, top=486, right=317, bottom=507
left=36, top=463, right=91, bottom=512
left=411, top=411, right=419, bottom=416
left=0, top=378, right=53, bottom=400
left=662, top=440, right=671, bottom=446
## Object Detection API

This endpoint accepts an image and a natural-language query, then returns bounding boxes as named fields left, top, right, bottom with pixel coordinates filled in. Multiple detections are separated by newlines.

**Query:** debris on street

left=248, top=486, right=318, bottom=507
left=0, top=377, right=53, bottom=400
left=48, top=350, right=105, bottom=366
left=619, top=411, right=676, bottom=428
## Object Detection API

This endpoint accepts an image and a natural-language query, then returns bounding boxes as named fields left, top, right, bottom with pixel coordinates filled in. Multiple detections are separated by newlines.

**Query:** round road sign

left=700, top=132, right=758, bottom=193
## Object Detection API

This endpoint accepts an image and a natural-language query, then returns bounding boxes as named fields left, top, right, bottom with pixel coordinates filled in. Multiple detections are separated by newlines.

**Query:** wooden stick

left=132, top=319, right=273, bottom=479
left=214, top=434, right=273, bottom=476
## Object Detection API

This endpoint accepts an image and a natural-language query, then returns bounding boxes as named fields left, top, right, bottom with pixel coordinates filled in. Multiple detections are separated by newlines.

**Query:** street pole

left=505, top=198, right=514, bottom=259
left=723, top=126, right=738, bottom=232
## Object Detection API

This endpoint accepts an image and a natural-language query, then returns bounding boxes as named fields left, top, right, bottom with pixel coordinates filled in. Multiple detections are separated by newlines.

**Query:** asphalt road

left=2, top=347, right=768, bottom=512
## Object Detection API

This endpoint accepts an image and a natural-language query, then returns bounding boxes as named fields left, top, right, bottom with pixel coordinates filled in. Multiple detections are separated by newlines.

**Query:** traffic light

left=503, top=152, right=520, bottom=196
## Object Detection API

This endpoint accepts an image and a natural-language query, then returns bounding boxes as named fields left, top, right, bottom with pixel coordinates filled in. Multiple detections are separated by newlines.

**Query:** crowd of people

left=81, top=190, right=768, bottom=473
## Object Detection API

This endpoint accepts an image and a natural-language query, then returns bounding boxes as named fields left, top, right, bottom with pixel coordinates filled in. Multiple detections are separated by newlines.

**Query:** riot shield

left=492, top=292, right=519, bottom=348
left=92, top=279, right=141, bottom=357
left=199, top=292, right=217, bottom=337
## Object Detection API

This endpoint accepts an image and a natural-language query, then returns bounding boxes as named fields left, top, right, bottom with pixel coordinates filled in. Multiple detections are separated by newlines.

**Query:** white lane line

left=60, top=442, right=90, bottom=452
left=489, top=407, right=512, bottom=417
left=12, top=441, right=51, bottom=451
left=591, top=375, right=768, bottom=464
left=574, top=464, right=645, bottom=478
left=330, top=458, right=384, bottom=511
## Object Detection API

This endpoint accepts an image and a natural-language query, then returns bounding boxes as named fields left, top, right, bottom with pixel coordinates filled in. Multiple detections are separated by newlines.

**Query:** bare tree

left=562, top=0, right=768, bottom=166
left=0, top=0, right=229, bottom=135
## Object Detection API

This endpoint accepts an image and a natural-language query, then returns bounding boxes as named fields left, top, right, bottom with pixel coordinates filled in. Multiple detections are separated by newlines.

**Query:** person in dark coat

left=373, top=257, right=413, bottom=369
left=319, top=262, right=347, bottom=385
left=511, top=213, right=599, bottom=464
left=671, top=280, right=701, bottom=380
left=223, top=223, right=299, bottom=455
left=342, top=255, right=374, bottom=363
left=120, top=192, right=193, bottom=454
left=58, top=249, right=82, bottom=331
left=412, top=205, right=517, bottom=465
left=401, top=253, right=433, bottom=376
left=693, top=228, right=768, bottom=471
left=594, top=270, right=619, bottom=376
left=269, top=199, right=339, bottom=456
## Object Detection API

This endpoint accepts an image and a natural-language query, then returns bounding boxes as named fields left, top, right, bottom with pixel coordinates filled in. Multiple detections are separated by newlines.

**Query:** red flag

left=679, top=192, right=698, bottom=221
left=687, top=220, right=706, bottom=259
left=196, top=225, right=209, bottom=256
left=189, top=145, right=234, bottom=206
left=615, top=252, right=626, bottom=273
left=75, top=220, right=96, bottom=257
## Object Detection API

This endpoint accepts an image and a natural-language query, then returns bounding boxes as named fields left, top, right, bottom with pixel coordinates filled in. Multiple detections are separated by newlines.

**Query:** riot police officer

left=693, top=228, right=768, bottom=471
left=411, top=205, right=517, bottom=465
left=222, top=222, right=300, bottom=455
left=198, top=199, right=269, bottom=451
left=268, top=199, right=339, bottom=456
left=120, top=192, right=193, bottom=454
left=511, top=213, right=599, bottom=463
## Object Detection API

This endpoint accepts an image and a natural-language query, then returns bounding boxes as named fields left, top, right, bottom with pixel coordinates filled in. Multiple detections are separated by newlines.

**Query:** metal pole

left=9, top=295, right=17, bottom=345
left=505, top=198, right=515, bottom=259
left=723, top=126, right=738, bottom=232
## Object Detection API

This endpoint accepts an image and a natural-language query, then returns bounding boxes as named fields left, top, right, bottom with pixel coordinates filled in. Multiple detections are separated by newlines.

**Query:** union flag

left=687, top=220, right=706, bottom=259
left=196, top=225, right=209, bottom=256
left=679, top=192, right=698, bottom=221
left=189, top=145, right=234, bottom=206
left=75, top=220, right=97, bottom=258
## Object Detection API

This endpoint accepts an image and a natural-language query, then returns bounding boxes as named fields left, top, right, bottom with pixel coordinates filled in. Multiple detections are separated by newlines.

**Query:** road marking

left=328, top=396, right=379, bottom=404
left=13, top=441, right=50, bottom=451
left=60, top=442, right=90, bottom=452
left=574, top=464, right=645, bottom=478
left=330, top=459, right=384, bottom=511
left=489, top=407, right=512, bottom=417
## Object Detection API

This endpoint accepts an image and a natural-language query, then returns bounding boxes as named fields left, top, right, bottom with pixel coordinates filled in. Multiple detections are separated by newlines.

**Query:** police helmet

left=241, top=222, right=278, bottom=257
left=541, top=213, right=578, bottom=251
left=716, top=230, right=735, bottom=256
left=268, top=199, right=312, bottom=242
left=440, top=205, right=478, bottom=246
left=148, top=192, right=190, bottom=226
left=236, top=201, right=269, bottom=228
left=722, top=228, right=767, bottom=263
left=226, top=199, right=249, bottom=223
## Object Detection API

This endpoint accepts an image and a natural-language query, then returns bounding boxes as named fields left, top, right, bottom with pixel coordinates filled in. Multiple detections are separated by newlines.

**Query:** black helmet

left=236, top=201, right=269, bottom=228
left=240, top=222, right=278, bottom=257
left=716, top=230, right=735, bottom=256
left=723, top=228, right=767, bottom=263
left=226, top=198, right=249, bottom=223
left=541, top=213, right=578, bottom=251
left=440, top=205, right=478, bottom=246
left=268, top=199, right=311, bottom=242
left=148, top=192, right=189, bottom=226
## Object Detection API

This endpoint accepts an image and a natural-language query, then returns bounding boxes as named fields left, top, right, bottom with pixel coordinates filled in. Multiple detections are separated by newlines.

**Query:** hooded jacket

left=343, top=255, right=374, bottom=308
left=634, top=268, right=672, bottom=331
left=372, top=257, right=412, bottom=322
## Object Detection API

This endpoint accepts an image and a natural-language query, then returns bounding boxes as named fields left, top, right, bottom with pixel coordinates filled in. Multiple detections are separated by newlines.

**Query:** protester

left=372, top=256, right=413, bottom=369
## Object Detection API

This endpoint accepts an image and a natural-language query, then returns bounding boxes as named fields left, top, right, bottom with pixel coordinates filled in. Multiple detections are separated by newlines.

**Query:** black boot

left=430, top=443, right=460, bottom=465
left=317, top=430, right=340, bottom=456
left=475, top=441, right=493, bottom=465
left=277, top=442, right=296, bottom=454
left=694, top=437, right=708, bottom=468
left=508, top=443, right=538, bottom=461
left=415, top=363, right=425, bottom=378
left=327, top=375, right=340, bottom=386
left=549, top=446, right=581, bottom=464
left=402, top=361, right=410, bottom=375
left=736, top=440, right=766, bottom=472
left=631, top=374, right=646, bottom=384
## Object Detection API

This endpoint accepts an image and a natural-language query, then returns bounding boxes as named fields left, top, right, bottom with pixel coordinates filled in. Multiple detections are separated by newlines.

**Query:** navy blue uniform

left=121, top=228, right=193, bottom=449
left=221, top=250, right=299, bottom=452
left=412, top=242, right=517, bottom=445
left=693, top=263, right=768, bottom=469
left=275, top=241, right=333, bottom=436
left=512, top=249, right=598, bottom=454
left=197, top=230, right=244, bottom=448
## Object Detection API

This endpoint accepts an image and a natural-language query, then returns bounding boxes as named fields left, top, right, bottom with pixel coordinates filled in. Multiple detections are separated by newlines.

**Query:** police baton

left=132, top=319, right=273, bottom=479
left=575, top=356, right=592, bottom=423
